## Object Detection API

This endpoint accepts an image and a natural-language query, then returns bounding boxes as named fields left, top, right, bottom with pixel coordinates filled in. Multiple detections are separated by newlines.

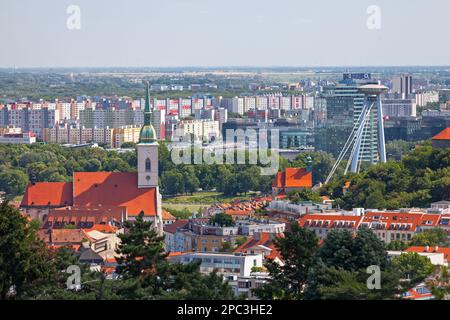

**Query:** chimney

left=425, top=245, right=429, bottom=252
left=434, top=246, right=439, bottom=252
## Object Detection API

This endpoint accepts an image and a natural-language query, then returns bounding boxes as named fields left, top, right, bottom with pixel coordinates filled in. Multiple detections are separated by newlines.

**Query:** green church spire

left=144, top=81, right=151, bottom=120
left=139, top=81, right=156, bottom=143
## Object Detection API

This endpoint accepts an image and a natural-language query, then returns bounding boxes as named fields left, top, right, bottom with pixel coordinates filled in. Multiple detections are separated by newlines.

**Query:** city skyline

left=1, top=0, right=450, bottom=68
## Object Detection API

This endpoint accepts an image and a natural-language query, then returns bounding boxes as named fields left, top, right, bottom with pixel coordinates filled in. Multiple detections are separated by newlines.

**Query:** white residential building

left=169, top=252, right=263, bottom=277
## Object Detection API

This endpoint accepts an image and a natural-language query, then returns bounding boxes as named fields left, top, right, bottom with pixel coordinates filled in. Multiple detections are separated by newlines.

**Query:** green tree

left=0, top=169, right=29, bottom=197
left=209, top=213, right=234, bottom=227
left=386, top=240, right=409, bottom=251
left=161, top=169, right=185, bottom=195
left=288, top=189, right=322, bottom=204
left=410, top=228, right=449, bottom=247
left=392, top=252, right=435, bottom=284
left=157, top=262, right=234, bottom=300
left=290, top=151, right=335, bottom=184
left=0, top=201, right=53, bottom=299
left=254, top=222, right=319, bottom=300
left=305, top=227, right=395, bottom=300
left=120, top=142, right=136, bottom=149
left=182, top=166, right=200, bottom=195
left=116, top=212, right=167, bottom=280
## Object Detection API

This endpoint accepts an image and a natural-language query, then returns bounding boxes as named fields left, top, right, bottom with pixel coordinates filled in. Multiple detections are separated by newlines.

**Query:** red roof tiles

left=73, top=172, right=157, bottom=216
left=163, top=219, right=189, bottom=234
left=162, top=209, right=176, bottom=221
left=21, top=182, right=73, bottom=207
left=234, top=232, right=281, bottom=260
left=406, top=246, right=450, bottom=263
left=362, top=212, right=440, bottom=232
left=432, top=127, right=450, bottom=140
left=299, top=214, right=363, bottom=229
left=47, top=205, right=126, bottom=226
left=50, top=229, right=88, bottom=243
left=273, top=168, right=312, bottom=189
left=86, top=224, right=118, bottom=234
left=21, top=172, right=158, bottom=217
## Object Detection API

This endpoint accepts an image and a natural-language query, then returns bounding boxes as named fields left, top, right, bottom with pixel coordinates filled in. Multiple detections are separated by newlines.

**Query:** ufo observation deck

left=358, top=84, right=388, bottom=95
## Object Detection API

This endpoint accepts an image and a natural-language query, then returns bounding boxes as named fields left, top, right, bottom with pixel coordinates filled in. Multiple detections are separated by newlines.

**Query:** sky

left=0, top=0, right=449, bottom=68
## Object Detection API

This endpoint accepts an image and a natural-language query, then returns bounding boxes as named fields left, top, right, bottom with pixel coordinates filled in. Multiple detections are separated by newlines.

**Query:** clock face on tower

left=146, top=175, right=151, bottom=181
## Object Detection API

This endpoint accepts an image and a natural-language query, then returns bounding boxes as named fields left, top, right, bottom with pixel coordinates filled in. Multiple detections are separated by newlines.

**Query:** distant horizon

left=1, top=65, right=450, bottom=71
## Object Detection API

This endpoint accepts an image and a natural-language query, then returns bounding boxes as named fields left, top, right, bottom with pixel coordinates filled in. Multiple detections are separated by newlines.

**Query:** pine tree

left=116, top=212, right=167, bottom=280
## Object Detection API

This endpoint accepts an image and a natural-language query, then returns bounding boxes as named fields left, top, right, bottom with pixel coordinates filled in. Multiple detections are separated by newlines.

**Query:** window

left=145, top=158, right=151, bottom=172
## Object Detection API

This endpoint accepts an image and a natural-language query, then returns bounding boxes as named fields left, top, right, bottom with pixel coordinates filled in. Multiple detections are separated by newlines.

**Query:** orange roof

left=21, top=182, right=73, bottom=207
left=86, top=224, right=118, bottom=233
left=164, top=219, right=189, bottom=234
left=162, top=209, right=176, bottom=221
left=167, top=252, right=184, bottom=257
left=47, top=205, right=126, bottom=226
left=406, top=246, right=450, bottom=263
left=234, top=233, right=281, bottom=260
left=50, top=229, right=88, bottom=243
left=73, top=172, right=157, bottom=216
left=362, top=212, right=439, bottom=232
left=101, top=266, right=116, bottom=274
left=299, top=214, right=363, bottom=229
left=224, top=209, right=252, bottom=216
left=273, top=168, right=312, bottom=189
left=49, top=244, right=81, bottom=251
left=432, top=127, right=450, bottom=140
left=105, top=257, right=117, bottom=264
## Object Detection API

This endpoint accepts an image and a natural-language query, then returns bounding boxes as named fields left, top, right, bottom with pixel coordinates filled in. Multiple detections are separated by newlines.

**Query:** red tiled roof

left=86, top=224, right=118, bottom=233
left=167, top=252, right=185, bottom=257
left=234, top=233, right=281, bottom=260
left=362, top=212, right=439, bottom=232
left=73, top=172, right=157, bottom=216
left=164, top=219, right=189, bottom=234
left=21, top=182, right=73, bottom=207
left=101, top=266, right=116, bottom=274
left=105, top=257, right=117, bottom=264
left=299, top=214, right=363, bottom=229
left=49, top=244, right=82, bottom=251
left=50, top=229, right=88, bottom=243
left=419, top=214, right=442, bottom=227
left=162, top=209, right=176, bottom=221
left=406, top=246, right=450, bottom=263
left=47, top=205, right=126, bottom=226
left=224, top=209, right=253, bottom=216
left=272, top=168, right=312, bottom=189
left=432, top=127, right=450, bottom=140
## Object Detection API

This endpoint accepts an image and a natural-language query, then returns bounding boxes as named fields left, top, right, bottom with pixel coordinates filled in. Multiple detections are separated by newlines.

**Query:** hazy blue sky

left=1, top=0, right=449, bottom=67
